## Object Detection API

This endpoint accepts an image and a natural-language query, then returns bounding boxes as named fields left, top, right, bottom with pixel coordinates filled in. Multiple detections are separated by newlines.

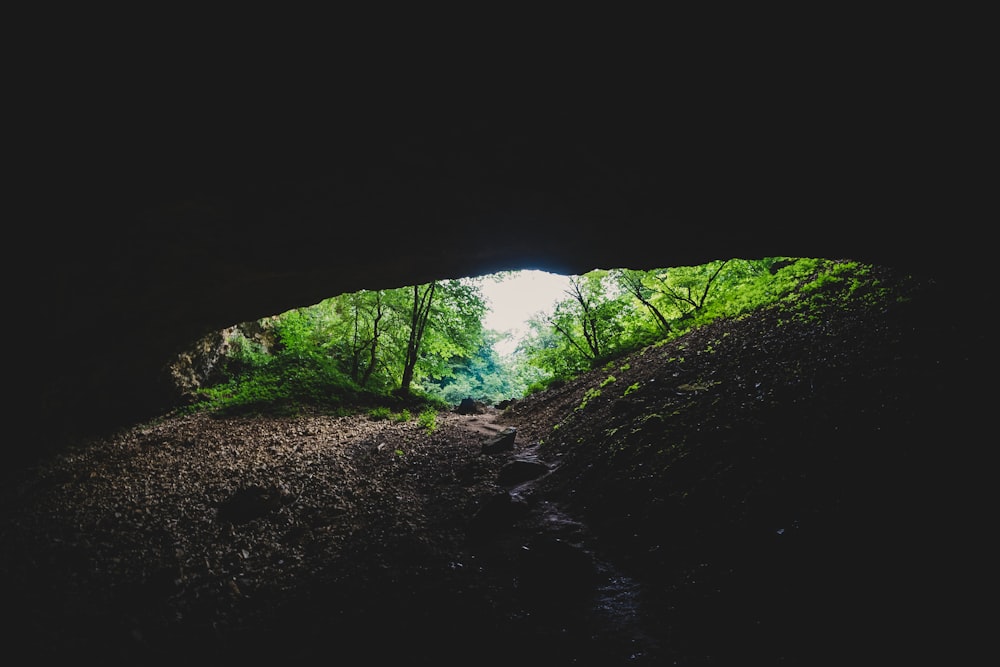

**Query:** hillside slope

left=495, top=261, right=984, bottom=663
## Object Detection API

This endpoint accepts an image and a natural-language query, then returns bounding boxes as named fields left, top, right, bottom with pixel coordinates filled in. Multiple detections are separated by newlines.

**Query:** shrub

left=369, top=406, right=392, bottom=420
left=418, top=408, right=438, bottom=433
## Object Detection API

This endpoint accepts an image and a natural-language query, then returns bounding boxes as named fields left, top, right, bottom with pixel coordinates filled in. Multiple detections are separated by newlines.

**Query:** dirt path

left=451, top=410, right=508, bottom=437
left=446, top=408, right=662, bottom=663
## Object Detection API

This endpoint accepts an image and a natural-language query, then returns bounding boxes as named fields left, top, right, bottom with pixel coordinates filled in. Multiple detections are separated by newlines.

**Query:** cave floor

left=2, top=406, right=664, bottom=664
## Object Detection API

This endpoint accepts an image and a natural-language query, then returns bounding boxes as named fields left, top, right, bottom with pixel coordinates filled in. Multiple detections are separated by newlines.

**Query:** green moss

left=576, top=387, right=602, bottom=411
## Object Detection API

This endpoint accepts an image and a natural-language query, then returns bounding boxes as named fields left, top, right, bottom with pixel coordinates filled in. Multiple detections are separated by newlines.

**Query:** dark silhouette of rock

left=517, top=535, right=597, bottom=602
left=497, top=459, right=549, bottom=486
left=467, top=490, right=529, bottom=538
left=482, top=427, right=517, bottom=454
left=456, top=398, right=483, bottom=415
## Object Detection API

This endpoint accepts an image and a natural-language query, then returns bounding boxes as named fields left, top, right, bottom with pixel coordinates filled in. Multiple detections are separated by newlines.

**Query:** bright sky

left=479, top=269, right=573, bottom=356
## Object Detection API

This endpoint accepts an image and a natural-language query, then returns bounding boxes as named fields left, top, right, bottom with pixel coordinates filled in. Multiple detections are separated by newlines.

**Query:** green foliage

left=186, top=257, right=881, bottom=419
left=186, top=277, right=494, bottom=416
left=417, top=408, right=438, bottom=433
left=515, top=257, right=884, bottom=391
left=419, top=328, right=539, bottom=406
left=368, top=406, right=392, bottom=420
left=191, top=338, right=361, bottom=417
left=576, top=387, right=602, bottom=411
left=224, top=332, right=271, bottom=370
left=523, top=376, right=558, bottom=396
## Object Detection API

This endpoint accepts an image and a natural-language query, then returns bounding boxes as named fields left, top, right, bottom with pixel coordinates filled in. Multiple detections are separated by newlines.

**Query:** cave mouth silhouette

left=12, top=77, right=985, bottom=496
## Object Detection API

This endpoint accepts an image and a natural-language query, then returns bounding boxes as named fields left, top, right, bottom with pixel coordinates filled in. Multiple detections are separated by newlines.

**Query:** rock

left=456, top=398, right=483, bottom=415
left=482, top=427, right=517, bottom=454
left=467, top=491, right=530, bottom=538
left=497, top=459, right=549, bottom=486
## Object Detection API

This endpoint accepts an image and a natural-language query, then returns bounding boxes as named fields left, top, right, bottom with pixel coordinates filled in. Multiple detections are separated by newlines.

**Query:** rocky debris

left=216, top=484, right=293, bottom=524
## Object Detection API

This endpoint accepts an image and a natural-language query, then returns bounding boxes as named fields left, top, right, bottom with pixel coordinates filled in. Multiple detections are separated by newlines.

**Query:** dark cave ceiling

left=11, top=57, right=982, bottom=459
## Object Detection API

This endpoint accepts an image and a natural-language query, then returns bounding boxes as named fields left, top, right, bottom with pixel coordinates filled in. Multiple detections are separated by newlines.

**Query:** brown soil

left=0, top=264, right=985, bottom=665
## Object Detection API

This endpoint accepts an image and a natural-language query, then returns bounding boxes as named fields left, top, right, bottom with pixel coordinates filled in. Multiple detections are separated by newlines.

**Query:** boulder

left=482, top=427, right=517, bottom=454
left=456, top=398, right=483, bottom=415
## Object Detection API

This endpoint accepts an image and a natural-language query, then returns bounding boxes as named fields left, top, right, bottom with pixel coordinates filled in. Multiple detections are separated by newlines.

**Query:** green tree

left=613, top=268, right=672, bottom=334
left=399, top=281, right=437, bottom=395
left=547, top=272, right=627, bottom=363
left=190, top=258, right=825, bottom=413
left=331, top=289, right=387, bottom=388
left=430, top=330, right=510, bottom=404
left=393, top=278, right=489, bottom=396
left=648, top=259, right=731, bottom=320
left=521, top=312, right=589, bottom=378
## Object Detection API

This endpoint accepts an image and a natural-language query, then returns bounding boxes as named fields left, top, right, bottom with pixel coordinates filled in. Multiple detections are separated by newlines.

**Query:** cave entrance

left=173, top=257, right=795, bottom=415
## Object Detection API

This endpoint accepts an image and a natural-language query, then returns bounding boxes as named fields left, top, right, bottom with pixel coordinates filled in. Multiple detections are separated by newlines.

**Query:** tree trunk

left=400, top=282, right=435, bottom=394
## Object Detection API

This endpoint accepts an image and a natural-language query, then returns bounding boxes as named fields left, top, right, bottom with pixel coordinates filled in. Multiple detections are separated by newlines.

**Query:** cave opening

left=168, top=257, right=804, bottom=419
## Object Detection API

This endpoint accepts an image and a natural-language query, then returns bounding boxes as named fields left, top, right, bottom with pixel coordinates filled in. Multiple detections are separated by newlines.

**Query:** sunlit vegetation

left=185, top=257, right=873, bottom=416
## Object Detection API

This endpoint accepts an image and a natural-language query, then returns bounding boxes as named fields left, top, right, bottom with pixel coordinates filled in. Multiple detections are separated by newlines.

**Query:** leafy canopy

left=186, top=257, right=859, bottom=414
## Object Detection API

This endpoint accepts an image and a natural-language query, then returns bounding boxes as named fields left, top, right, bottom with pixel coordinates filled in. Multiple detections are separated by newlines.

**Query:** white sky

left=478, top=269, right=572, bottom=356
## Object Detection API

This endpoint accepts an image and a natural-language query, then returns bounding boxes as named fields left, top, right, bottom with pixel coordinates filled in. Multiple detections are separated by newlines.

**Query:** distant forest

left=184, top=257, right=869, bottom=415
